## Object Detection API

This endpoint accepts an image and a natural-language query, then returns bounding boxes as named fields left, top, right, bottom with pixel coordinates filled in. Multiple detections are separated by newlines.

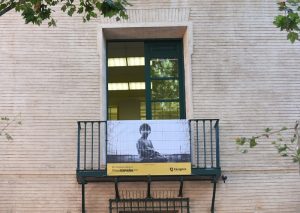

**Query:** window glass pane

left=107, top=42, right=145, bottom=120
left=150, top=59, right=178, bottom=78
left=151, top=80, right=179, bottom=100
left=108, top=106, right=118, bottom=120
left=107, top=41, right=184, bottom=120
left=152, top=102, right=180, bottom=119
left=140, top=101, right=146, bottom=120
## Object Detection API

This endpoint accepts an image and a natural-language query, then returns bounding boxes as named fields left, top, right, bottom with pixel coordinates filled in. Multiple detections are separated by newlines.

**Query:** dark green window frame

left=144, top=40, right=185, bottom=119
left=107, top=39, right=186, bottom=120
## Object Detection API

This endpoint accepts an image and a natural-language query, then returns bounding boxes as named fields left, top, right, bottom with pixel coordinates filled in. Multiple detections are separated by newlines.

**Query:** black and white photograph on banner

left=107, top=120, right=191, bottom=163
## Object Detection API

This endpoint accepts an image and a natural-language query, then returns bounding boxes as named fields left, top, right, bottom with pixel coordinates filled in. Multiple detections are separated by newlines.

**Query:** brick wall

left=0, top=0, right=299, bottom=212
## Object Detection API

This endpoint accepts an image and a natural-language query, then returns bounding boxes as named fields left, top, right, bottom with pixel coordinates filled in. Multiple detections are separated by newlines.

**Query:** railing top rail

left=76, top=118, right=221, bottom=176
left=188, top=119, right=219, bottom=121
left=77, top=120, right=107, bottom=123
left=78, top=119, right=219, bottom=123
left=214, top=119, right=219, bottom=128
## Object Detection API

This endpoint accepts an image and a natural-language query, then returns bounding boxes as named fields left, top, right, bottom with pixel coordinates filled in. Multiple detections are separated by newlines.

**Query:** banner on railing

left=107, top=120, right=191, bottom=176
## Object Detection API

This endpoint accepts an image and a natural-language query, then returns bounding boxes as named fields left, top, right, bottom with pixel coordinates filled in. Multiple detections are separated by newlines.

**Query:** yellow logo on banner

left=107, top=162, right=191, bottom=176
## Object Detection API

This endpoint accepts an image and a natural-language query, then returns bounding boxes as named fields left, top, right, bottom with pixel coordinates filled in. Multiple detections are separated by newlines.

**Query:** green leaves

left=276, top=144, right=289, bottom=156
left=274, top=15, right=287, bottom=30
left=1, top=114, right=22, bottom=142
left=287, top=31, right=299, bottom=43
left=67, top=6, right=76, bottom=17
left=48, top=18, right=56, bottom=27
left=62, top=0, right=130, bottom=24
left=292, top=148, right=300, bottom=163
left=5, top=132, right=13, bottom=141
left=274, top=1, right=300, bottom=43
left=0, top=2, right=8, bottom=12
left=61, top=5, right=67, bottom=12
left=1, top=0, right=131, bottom=26
left=235, top=137, right=246, bottom=146
left=11, top=0, right=54, bottom=26
left=281, top=126, right=288, bottom=131
left=288, top=0, right=300, bottom=5
left=249, top=138, right=257, bottom=148
left=264, top=127, right=272, bottom=133
left=98, top=0, right=129, bottom=19
left=278, top=1, right=287, bottom=11
left=235, top=121, right=300, bottom=164
left=235, top=137, right=257, bottom=149
left=1, top=116, right=9, bottom=121
left=273, top=13, right=300, bottom=31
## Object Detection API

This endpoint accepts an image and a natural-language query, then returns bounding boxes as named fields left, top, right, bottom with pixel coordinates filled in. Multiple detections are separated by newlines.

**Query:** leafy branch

left=274, top=0, right=300, bottom=43
left=236, top=121, right=300, bottom=163
left=0, top=0, right=131, bottom=26
left=0, top=114, right=22, bottom=141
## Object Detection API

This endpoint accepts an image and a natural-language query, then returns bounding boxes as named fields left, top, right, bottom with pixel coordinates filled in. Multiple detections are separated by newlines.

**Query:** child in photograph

left=136, top=123, right=167, bottom=162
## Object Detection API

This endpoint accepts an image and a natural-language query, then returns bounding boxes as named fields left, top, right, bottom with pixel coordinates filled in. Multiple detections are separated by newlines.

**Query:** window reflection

left=151, top=80, right=179, bottom=100
left=150, top=59, right=178, bottom=78
left=152, top=102, right=180, bottom=119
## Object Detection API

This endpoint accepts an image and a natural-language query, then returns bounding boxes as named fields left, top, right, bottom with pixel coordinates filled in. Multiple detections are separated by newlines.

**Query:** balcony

left=76, top=119, right=221, bottom=183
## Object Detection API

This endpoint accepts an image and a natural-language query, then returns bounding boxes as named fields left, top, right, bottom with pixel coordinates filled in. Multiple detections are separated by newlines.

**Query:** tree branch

left=0, top=1, right=16, bottom=17
left=0, top=116, right=17, bottom=133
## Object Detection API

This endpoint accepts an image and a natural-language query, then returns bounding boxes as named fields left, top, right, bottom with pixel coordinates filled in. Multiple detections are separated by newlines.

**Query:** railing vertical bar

left=105, top=121, right=108, bottom=170
left=196, top=121, right=199, bottom=168
left=210, top=120, right=213, bottom=168
left=82, top=184, right=85, bottom=213
left=98, top=121, right=101, bottom=170
left=91, top=121, right=94, bottom=170
left=180, top=199, right=183, bottom=213
left=188, top=121, right=193, bottom=167
left=116, top=200, right=118, bottom=213
left=173, top=200, right=176, bottom=211
left=84, top=122, right=87, bottom=170
left=159, top=200, right=161, bottom=212
left=166, top=200, right=169, bottom=211
left=203, top=120, right=206, bottom=168
left=215, top=120, right=220, bottom=168
left=109, top=200, right=112, bottom=213
left=77, top=122, right=81, bottom=170
left=152, top=199, right=154, bottom=213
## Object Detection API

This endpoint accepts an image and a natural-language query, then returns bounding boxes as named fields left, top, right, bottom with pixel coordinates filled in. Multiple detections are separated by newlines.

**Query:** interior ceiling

left=104, top=26, right=186, bottom=40
left=109, top=66, right=144, bottom=82
left=108, top=42, right=144, bottom=58
left=108, top=41, right=145, bottom=82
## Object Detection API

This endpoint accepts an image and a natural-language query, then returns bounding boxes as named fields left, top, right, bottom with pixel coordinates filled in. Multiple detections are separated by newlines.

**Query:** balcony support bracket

left=210, top=177, right=217, bottom=213
left=114, top=178, right=120, bottom=200
left=147, top=176, right=152, bottom=198
left=81, top=182, right=86, bottom=213
left=178, top=176, right=184, bottom=197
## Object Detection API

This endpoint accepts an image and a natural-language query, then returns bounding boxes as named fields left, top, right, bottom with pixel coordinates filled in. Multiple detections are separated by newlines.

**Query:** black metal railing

left=76, top=119, right=220, bottom=172
left=189, top=119, right=220, bottom=169
left=109, top=198, right=190, bottom=213
left=77, top=121, right=107, bottom=171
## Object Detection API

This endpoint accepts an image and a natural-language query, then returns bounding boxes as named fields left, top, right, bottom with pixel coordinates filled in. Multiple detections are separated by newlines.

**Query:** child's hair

left=139, top=123, right=151, bottom=133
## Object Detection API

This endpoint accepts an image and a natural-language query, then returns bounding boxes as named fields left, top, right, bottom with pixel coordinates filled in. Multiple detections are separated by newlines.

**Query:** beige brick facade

left=1, top=0, right=300, bottom=212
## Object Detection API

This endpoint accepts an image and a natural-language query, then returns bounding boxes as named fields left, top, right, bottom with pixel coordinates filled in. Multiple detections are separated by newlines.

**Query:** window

left=108, top=106, right=118, bottom=120
left=107, top=40, right=185, bottom=120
